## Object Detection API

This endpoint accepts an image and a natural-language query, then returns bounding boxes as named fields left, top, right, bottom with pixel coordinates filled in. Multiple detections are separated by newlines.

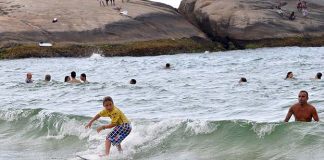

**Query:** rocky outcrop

left=0, top=0, right=206, bottom=44
left=179, top=0, right=324, bottom=48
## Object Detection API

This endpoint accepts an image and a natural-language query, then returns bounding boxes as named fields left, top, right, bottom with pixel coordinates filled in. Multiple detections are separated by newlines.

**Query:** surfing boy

left=85, top=96, right=131, bottom=157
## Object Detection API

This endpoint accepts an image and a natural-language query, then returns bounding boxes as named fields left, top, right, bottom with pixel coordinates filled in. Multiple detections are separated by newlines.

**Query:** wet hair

left=71, top=71, right=76, bottom=78
left=316, top=72, right=322, bottom=79
left=299, top=90, right=308, bottom=98
left=45, top=74, right=51, bottom=81
left=64, top=76, right=70, bottom=82
left=165, top=63, right=170, bottom=68
left=240, top=77, right=247, bottom=82
left=103, top=96, right=114, bottom=105
left=130, top=79, right=136, bottom=84
left=285, top=72, right=292, bottom=79
left=81, top=73, right=86, bottom=79
left=26, top=72, right=32, bottom=78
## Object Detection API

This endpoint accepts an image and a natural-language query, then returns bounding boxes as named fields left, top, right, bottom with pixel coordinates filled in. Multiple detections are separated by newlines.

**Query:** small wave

left=89, top=53, right=104, bottom=59
left=2, top=109, right=324, bottom=159
left=0, top=108, right=91, bottom=140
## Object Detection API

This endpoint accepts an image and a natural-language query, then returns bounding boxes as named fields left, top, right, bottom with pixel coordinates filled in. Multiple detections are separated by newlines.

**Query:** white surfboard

left=76, top=154, right=102, bottom=160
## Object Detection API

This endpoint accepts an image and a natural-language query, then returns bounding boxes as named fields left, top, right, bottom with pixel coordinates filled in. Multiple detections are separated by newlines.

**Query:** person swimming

left=25, top=72, right=33, bottom=83
left=289, top=11, right=296, bottom=20
left=239, top=77, right=247, bottom=83
left=44, top=74, right=51, bottom=82
left=69, top=71, right=82, bottom=83
left=64, top=76, right=71, bottom=82
left=285, top=71, right=294, bottom=80
left=165, top=63, right=171, bottom=69
left=284, top=90, right=319, bottom=122
left=80, top=73, right=89, bottom=83
left=315, top=72, right=322, bottom=79
left=129, top=79, right=136, bottom=84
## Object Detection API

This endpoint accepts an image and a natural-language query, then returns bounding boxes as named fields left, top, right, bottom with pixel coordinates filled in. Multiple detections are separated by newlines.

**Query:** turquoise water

left=0, top=47, right=324, bottom=159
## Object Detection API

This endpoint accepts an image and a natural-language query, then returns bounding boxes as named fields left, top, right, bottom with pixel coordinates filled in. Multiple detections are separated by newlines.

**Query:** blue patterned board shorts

left=106, top=123, right=132, bottom=146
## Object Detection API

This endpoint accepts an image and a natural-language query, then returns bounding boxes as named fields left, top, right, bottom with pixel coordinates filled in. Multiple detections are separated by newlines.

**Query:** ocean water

left=0, top=47, right=324, bottom=160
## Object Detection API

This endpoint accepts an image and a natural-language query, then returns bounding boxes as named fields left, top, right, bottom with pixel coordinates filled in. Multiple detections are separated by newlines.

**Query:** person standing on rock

left=110, top=0, right=115, bottom=6
left=98, top=0, right=105, bottom=6
left=106, top=0, right=115, bottom=6
left=297, top=0, right=303, bottom=12
left=289, top=12, right=296, bottom=20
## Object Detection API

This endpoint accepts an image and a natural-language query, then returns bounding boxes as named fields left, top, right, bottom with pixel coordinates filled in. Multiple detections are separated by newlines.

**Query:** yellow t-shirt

left=98, top=106, right=129, bottom=125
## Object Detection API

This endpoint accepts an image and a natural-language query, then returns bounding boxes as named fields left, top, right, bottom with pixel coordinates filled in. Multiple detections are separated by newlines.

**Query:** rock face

left=179, top=0, right=324, bottom=47
left=0, top=0, right=206, bottom=44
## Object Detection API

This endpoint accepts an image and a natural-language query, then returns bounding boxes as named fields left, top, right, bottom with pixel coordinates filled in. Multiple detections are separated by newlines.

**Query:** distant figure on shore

left=297, top=0, right=303, bottom=11
left=165, top=63, right=171, bottom=69
left=111, top=0, right=115, bottom=5
left=106, top=0, right=114, bottom=6
left=44, top=74, right=51, bottom=82
left=297, top=0, right=308, bottom=16
left=26, top=72, right=33, bottom=83
left=275, top=0, right=287, bottom=9
left=239, top=77, right=247, bottom=83
left=64, top=76, right=71, bottom=82
left=129, top=79, right=136, bottom=84
left=289, top=12, right=296, bottom=20
left=70, top=71, right=82, bottom=83
left=98, top=0, right=105, bottom=6
left=302, top=1, right=307, bottom=10
left=80, top=73, right=89, bottom=83
left=285, top=71, right=294, bottom=80
left=284, top=90, right=319, bottom=122
left=302, top=8, right=308, bottom=17
left=315, top=72, right=322, bottom=79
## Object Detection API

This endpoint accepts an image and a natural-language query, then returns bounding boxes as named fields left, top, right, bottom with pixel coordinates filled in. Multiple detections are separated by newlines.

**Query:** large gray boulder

left=0, top=0, right=206, bottom=44
left=179, top=0, right=324, bottom=48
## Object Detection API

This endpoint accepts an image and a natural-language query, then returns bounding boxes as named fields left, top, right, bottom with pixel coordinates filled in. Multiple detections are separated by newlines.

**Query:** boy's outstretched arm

left=97, top=124, right=117, bottom=133
left=85, top=114, right=101, bottom=128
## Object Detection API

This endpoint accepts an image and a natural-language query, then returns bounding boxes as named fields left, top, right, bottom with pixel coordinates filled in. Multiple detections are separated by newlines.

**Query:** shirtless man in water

left=69, top=71, right=82, bottom=83
left=284, top=90, right=319, bottom=122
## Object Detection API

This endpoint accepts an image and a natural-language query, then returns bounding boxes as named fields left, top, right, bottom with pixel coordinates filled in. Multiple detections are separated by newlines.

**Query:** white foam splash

left=251, top=122, right=278, bottom=138
left=185, top=120, right=218, bottom=135
left=90, top=53, right=103, bottom=59
left=0, top=109, right=24, bottom=121
left=77, top=120, right=184, bottom=159
left=46, top=118, right=92, bottom=140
